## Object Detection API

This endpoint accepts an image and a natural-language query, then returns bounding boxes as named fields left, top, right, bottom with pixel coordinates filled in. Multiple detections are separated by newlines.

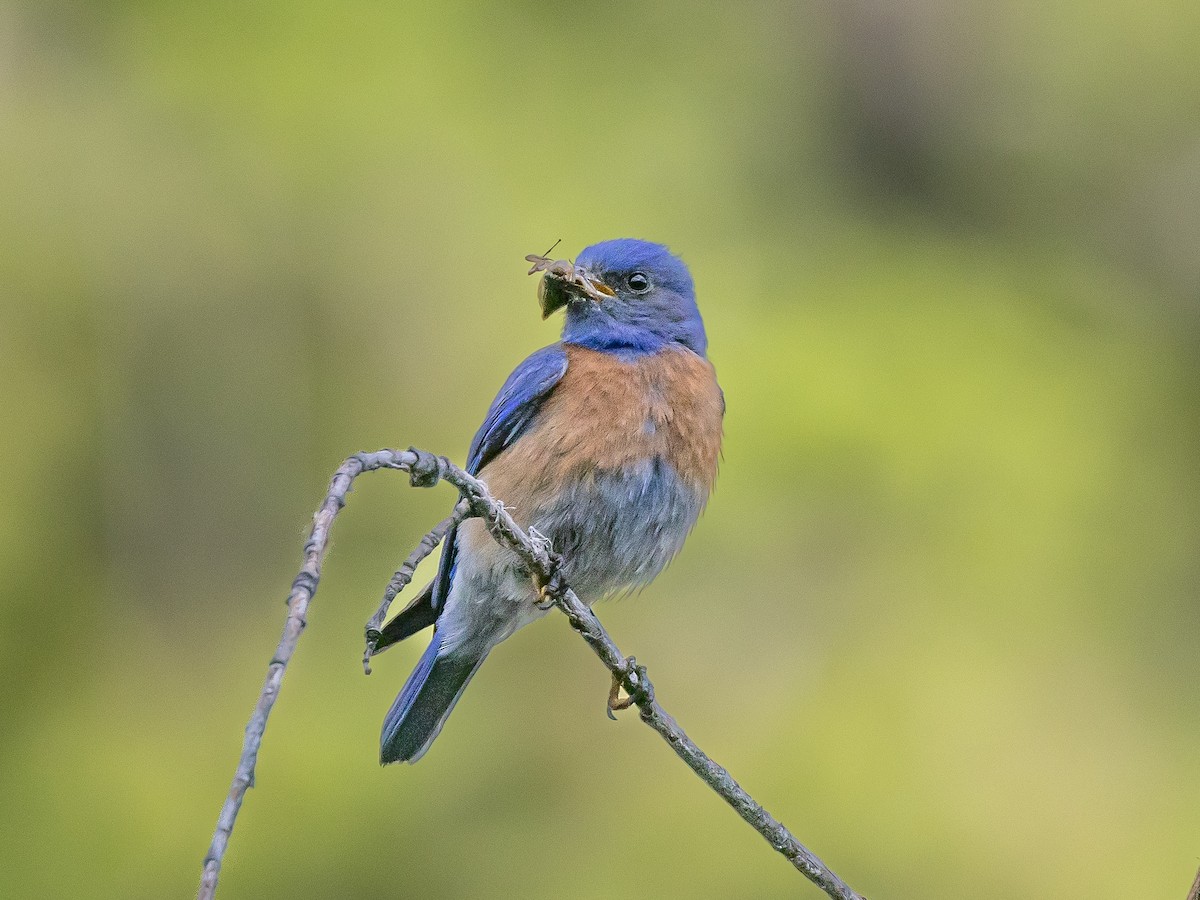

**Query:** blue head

left=536, top=238, right=707, bottom=358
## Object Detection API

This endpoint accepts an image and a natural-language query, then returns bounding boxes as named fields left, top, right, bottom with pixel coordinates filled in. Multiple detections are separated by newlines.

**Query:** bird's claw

left=607, top=656, right=653, bottom=720
left=532, top=554, right=565, bottom=610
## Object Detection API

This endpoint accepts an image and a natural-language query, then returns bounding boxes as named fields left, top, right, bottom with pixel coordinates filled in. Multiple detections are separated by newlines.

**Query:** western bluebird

left=375, top=238, right=724, bottom=764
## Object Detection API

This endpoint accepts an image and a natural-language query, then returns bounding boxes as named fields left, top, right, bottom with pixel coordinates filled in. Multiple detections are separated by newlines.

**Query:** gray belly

left=531, top=458, right=706, bottom=599
left=438, top=459, right=706, bottom=657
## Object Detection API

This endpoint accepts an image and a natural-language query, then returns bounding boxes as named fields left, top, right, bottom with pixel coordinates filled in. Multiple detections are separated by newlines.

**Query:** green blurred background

left=2, top=1, right=1197, bottom=897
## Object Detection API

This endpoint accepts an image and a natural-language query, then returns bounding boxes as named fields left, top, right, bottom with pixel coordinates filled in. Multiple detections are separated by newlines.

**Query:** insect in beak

left=527, top=253, right=615, bottom=317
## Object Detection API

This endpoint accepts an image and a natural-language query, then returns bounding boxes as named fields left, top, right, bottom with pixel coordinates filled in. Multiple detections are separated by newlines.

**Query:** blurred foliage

left=1, top=1, right=1198, bottom=898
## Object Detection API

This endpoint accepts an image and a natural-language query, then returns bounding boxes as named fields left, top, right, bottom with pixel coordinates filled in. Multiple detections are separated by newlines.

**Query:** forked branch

left=198, top=448, right=866, bottom=900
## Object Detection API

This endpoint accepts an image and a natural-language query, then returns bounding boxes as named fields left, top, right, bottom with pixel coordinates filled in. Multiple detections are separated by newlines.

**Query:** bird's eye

left=627, top=272, right=650, bottom=293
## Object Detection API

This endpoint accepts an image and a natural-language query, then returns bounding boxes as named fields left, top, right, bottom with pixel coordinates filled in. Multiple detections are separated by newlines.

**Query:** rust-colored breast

left=477, top=345, right=724, bottom=519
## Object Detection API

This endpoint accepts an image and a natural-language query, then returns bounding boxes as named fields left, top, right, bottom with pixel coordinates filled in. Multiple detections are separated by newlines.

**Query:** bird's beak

left=527, top=255, right=615, bottom=318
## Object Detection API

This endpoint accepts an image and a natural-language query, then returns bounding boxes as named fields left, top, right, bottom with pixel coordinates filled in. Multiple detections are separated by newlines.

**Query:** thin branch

left=362, top=498, right=470, bottom=673
left=1187, top=865, right=1200, bottom=900
left=198, top=450, right=419, bottom=900
left=397, top=449, right=866, bottom=900
left=199, top=448, right=866, bottom=900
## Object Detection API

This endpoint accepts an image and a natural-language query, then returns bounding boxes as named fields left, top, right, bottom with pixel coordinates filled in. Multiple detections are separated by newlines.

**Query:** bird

left=373, top=238, right=724, bottom=764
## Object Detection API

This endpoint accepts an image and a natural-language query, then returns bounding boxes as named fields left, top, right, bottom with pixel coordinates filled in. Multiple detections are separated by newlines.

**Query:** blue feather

left=426, top=343, right=568, bottom=614
left=380, top=631, right=489, bottom=764
left=466, top=343, right=568, bottom=474
left=563, top=239, right=708, bottom=356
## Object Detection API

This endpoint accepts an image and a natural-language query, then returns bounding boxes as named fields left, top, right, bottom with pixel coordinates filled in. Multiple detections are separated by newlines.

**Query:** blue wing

left=465, top=343, right=569, bottom=475
left=437, top=343, right=567, bottom=605
left=377, top=344, right=569, bottom=760
left=373, top=343, right=568, bottom=654
left=444, top=340, right=567, bottom=584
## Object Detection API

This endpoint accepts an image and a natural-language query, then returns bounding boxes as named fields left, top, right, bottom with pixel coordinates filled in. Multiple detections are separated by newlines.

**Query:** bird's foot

left=607, top=656, right=653, bottom=720
left=532, top=553, right=565, bottom=610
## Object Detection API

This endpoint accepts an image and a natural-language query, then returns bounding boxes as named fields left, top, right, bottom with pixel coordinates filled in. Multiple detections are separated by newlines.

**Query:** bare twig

left=199, top=448, right=866, bottom=900
left=361, top=498, right=470, bottom=673
left=1187, top=864, right=1200, bottom=900
left=198, top=450, right=420, bottom=900
left=396, top=449, right=866, bottom=900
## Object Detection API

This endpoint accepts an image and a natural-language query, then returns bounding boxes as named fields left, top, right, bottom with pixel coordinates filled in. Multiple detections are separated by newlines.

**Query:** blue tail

left=380, top=631, right=488, bottom=765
